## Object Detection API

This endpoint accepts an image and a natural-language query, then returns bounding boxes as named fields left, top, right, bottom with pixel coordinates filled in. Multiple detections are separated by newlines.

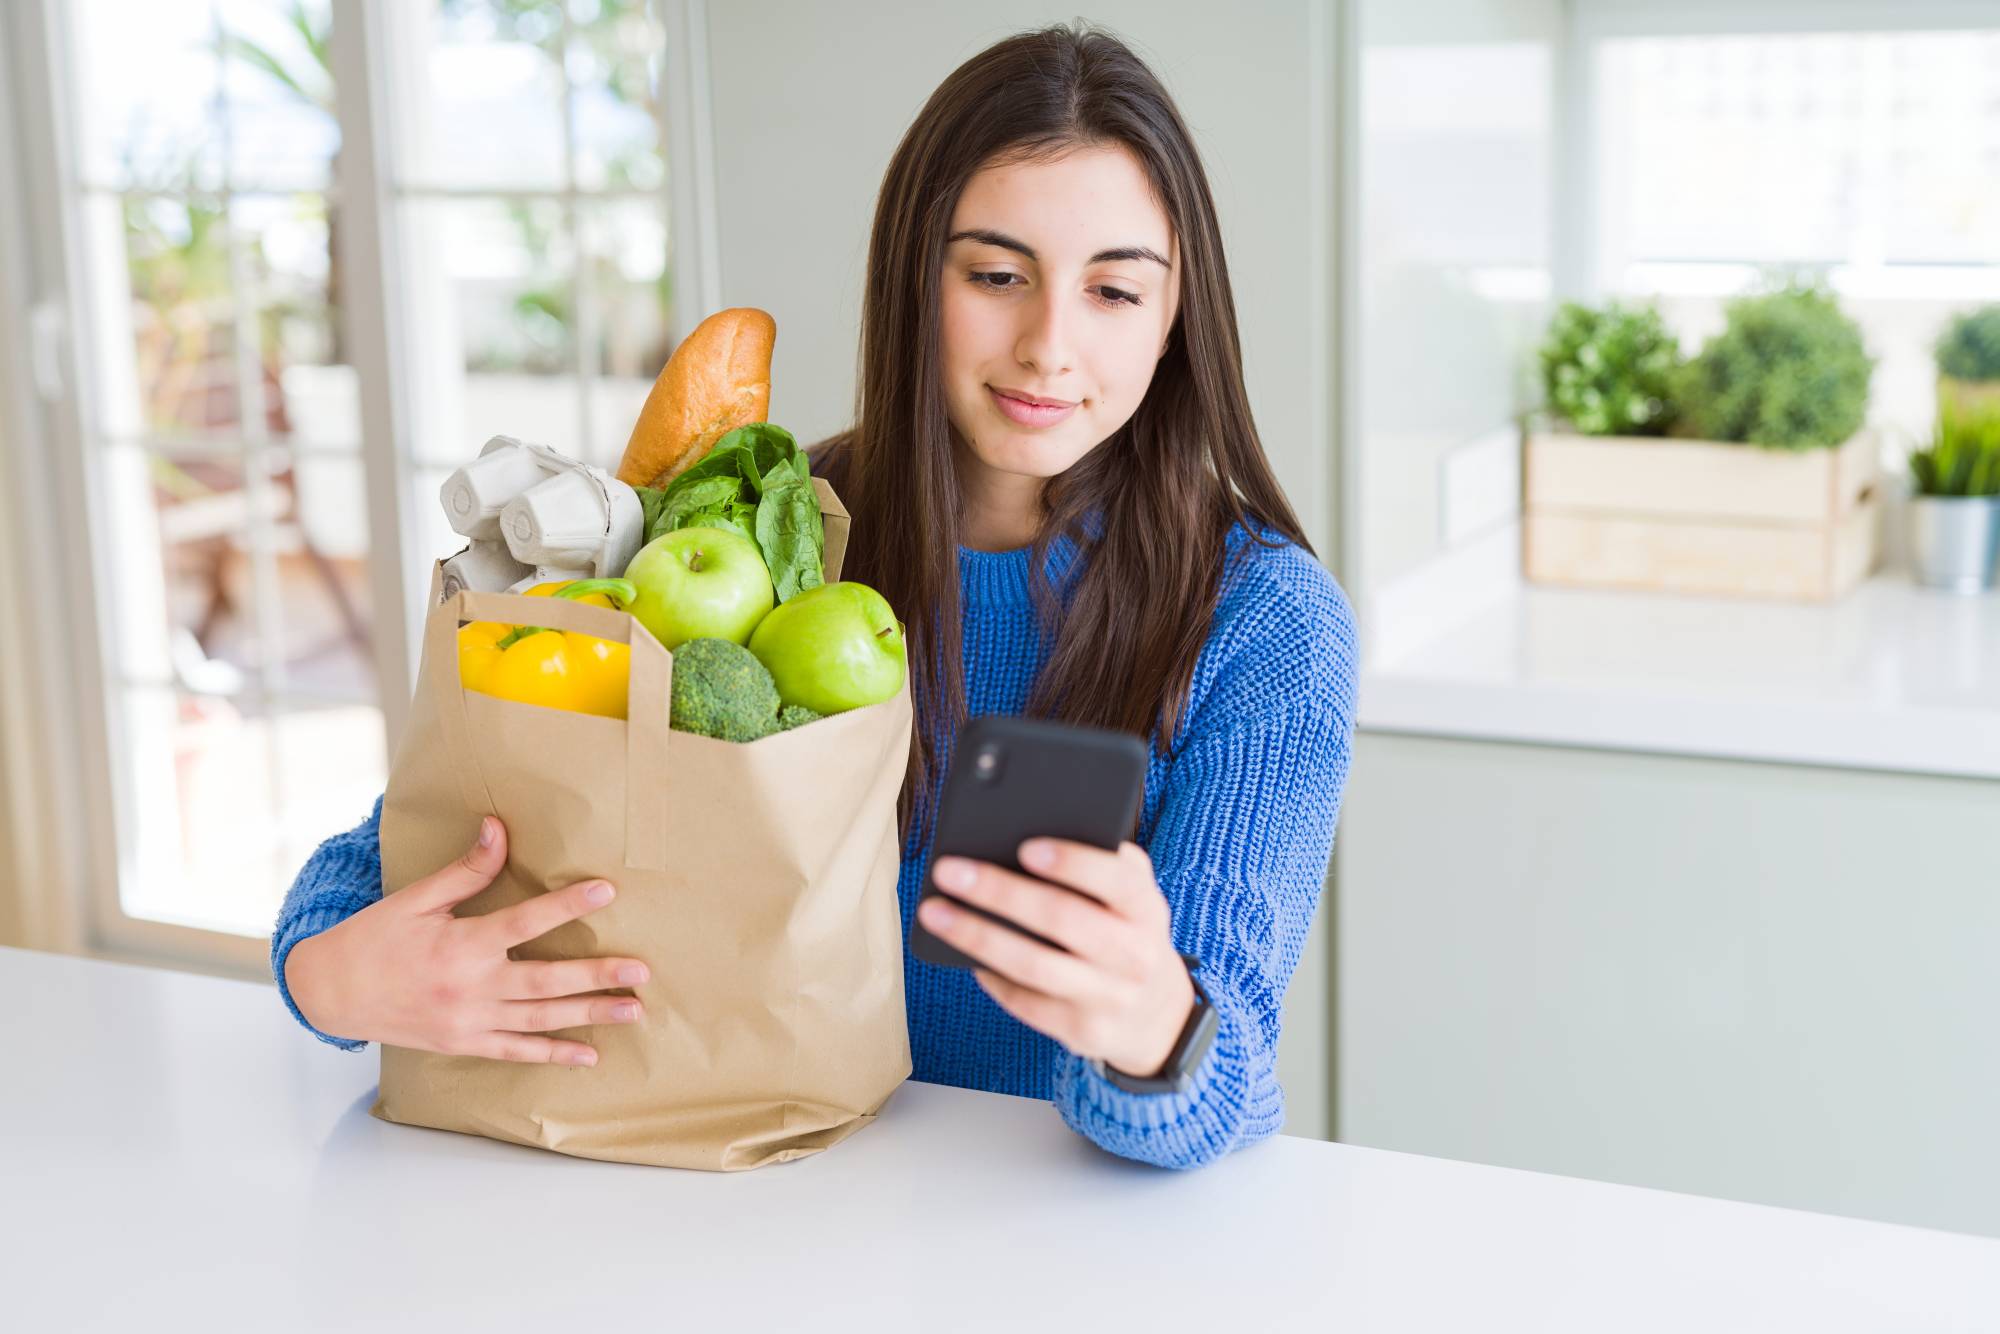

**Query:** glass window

left=52, top=0, right=675, bottom=946
left=71, top=0, right=379, bottom=940
left=1592, top=29, right=2000, bottom=444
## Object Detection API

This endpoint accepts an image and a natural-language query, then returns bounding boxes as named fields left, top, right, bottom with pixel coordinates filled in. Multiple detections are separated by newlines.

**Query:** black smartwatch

left=1089, top=953, right=1218, bottom=1095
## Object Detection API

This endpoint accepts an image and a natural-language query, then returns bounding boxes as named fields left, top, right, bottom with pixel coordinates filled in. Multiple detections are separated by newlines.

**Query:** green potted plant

left=1935, top=306, right=2000, bottom=418
left=1672, top=282, right=1874, bottom=452
left=1906, top=398, right=2000, bottom=592
left=1537, top=299, right=1682, bottom=437
left=1523, top=282, right=1879, bottom=601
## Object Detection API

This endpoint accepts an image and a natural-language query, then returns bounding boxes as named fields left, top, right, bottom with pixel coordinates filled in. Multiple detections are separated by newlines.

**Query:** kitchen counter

left=1359, top=540, right=2000, bottom=779
left=7, top=944, right=1997, bottom=1332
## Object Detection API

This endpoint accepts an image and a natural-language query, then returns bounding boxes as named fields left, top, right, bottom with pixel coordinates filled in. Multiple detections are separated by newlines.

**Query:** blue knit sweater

left=271, top=520, right=1357, bottom=1170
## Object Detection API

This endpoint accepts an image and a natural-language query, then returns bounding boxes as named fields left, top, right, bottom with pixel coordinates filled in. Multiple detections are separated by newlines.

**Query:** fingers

left=929, top=857, right=1128, bottom=968
left=503, top=956, right=650, bottom=1001
left=494, top=993, right=644, bottom=1034
left=476, top=877, right=617, bottom=953
left=402, top=817, right=509, bottom=914
left=462, top=1032, right=601, bottom=1067
left=918, top=893, right=1099, bottom=1000
left=1013, top=839, right=1159, bottom=919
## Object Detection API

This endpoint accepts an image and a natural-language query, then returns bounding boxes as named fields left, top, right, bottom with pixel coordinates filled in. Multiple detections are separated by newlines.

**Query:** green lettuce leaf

left=639, top=422, right=825, bottom=598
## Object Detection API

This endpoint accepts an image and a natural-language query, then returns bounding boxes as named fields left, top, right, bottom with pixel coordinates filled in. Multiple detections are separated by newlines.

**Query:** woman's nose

left=1014, top=289, right=1074, bottom=378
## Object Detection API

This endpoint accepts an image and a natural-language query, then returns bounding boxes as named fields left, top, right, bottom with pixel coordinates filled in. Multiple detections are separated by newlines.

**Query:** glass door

left=12, top=0, right=682, bottom=972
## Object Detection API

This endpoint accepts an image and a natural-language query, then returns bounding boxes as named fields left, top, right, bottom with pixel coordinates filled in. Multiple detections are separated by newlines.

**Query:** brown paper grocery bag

left=372, top=478, right=915, bottom=1170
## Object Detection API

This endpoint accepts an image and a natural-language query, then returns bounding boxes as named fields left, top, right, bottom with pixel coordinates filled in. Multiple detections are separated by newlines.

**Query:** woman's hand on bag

left=920, top=839, right=1196, bottom=1081
left=286, top=816, right=650, bottom=1067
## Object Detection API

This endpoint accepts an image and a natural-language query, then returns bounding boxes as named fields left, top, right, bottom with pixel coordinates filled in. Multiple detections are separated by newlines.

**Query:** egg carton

left=437, top=435, right=646, bottom=597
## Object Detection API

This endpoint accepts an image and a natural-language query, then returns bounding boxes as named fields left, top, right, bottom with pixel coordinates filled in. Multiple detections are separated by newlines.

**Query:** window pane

left=102, top=445, right=253, bottom=690
left=280, top=452, right=377, bottom=701
left=71, top=0, right=222, bottom=191
left=118, top=686, right=385, bottom=938
left=103, top=439, right=385, bottom=937
left=216, top=0, right=339, bottom=192
left=1599, top=31, right=2000, bottom=268
left=117, top=190, right=245, bottom=438
left=400, top=196, right=581, bottom=466
left=581, top=197, right=673, bottom=469
left=568, top=0, right=666, bottom=192
left=399, top=1, right=568, bottom=191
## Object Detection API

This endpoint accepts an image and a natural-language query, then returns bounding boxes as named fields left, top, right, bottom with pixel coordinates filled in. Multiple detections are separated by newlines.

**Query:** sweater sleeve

left=1049, top=575, right=1357, bottom=1169
left=269, top=794, right=386, bottom=1051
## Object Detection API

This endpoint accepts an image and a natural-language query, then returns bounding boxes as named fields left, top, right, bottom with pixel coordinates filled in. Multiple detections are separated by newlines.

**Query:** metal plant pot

left=1907, top=495, right=2000, bottom=593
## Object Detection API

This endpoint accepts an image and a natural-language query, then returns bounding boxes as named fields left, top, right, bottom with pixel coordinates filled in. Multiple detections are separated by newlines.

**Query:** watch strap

left=1090, top=953, right=1217, bottom=1095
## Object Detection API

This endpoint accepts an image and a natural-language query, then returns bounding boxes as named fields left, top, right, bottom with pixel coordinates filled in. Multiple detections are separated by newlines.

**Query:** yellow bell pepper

left=457, top=578, right=636, bottom=720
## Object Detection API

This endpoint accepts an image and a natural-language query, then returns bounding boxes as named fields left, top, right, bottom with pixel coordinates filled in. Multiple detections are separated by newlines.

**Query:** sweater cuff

left=1053, top=971, right=1266, bottom=1169
left=1076, top=1019, right=1224, bottom=1125
left=270, top=901, right=370, bottom=1052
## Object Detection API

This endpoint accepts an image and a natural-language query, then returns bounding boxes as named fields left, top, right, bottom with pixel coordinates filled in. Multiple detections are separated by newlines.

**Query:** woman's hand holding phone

left=285, top=817, right=651, bottom=1067
left=920, top=837, right=1195, bottom=1081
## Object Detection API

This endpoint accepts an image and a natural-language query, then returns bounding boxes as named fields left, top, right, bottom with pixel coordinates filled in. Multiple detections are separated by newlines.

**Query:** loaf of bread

left=615, top=307, right=776, bottom=488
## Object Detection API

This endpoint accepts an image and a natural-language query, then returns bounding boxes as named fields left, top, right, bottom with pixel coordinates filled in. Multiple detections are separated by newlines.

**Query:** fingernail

left=585, top=882, right=615, bottom=906
left=923, top=898, right=955, bottom=927
left=478, top=818, right=495, bottom=848
left=570, top=1049, right=597, bottom=1066
left=1020, top=839, right=1052, bottom=870
left=617, top=964, right=648, bottom=986
left=612, top=1002, right=639, bottom=1022
left=933, top=858, right=972, bottom=891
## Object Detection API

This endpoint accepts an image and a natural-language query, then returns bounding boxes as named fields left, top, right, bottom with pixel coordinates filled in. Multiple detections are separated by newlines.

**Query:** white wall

left=702, top=0, right=1340, bottom=555
left=698, top=0, right=1343, bottom=1135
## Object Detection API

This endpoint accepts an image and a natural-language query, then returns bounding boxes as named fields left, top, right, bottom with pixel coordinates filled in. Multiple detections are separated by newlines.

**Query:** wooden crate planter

left=1522, top=429, right=1879, bottom=601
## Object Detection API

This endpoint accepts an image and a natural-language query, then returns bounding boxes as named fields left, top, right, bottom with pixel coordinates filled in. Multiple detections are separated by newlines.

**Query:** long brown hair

left=808, top=21, right=1312, bottom=848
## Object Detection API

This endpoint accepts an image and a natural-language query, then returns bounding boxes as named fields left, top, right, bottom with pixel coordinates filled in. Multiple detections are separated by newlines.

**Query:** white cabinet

left=1337, top=731, right=2000, bottom=1238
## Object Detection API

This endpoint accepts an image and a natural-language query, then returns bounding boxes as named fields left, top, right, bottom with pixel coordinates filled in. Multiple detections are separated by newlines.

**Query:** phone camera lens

left=974, top=745, right=1001, bottom=782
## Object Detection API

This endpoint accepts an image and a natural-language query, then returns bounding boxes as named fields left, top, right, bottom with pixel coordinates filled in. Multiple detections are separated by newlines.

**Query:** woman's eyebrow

left=947, top=228, right=1168, bottom=268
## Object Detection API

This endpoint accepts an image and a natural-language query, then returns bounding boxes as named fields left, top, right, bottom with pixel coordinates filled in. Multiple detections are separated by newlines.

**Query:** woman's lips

left=989, top=386, right=1078, bottom=427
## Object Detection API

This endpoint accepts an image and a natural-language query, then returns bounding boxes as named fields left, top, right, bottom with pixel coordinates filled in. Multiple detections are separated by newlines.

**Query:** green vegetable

left=776, top=703, right=823, bottom=732
left=1538, top=300, right=1682, bottom=436
left=668, top=637, right=782, bottom=742
left=635, top=424, right=827, bottom=604
left=1936, top=306, right=2000, bottom=384
left=1672, top=281, right=1874, bottom=451
left=1910, top=399, right=2000, bottom=498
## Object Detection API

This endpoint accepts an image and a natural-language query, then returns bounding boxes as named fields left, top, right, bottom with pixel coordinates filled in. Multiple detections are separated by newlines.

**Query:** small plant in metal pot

left=1537, top=300, right=1683, bottom=436
left=1673, top=281, right=1874, bottom=451
left=1906, top=399, right=2000, bottom=593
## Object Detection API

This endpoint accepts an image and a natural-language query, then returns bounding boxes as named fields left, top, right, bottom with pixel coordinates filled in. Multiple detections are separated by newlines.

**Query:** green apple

left=623, top=526, right=775, bottom=650
left=747, top=581, right=906, bottom=715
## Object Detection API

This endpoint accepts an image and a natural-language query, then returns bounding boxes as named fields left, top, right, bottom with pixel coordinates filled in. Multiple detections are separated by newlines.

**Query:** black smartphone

left=911, top=714, right=1149, bottom=971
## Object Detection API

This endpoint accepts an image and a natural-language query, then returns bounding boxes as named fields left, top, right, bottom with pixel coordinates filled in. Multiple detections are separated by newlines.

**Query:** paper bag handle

left=422, top=570, right=674, bottom=871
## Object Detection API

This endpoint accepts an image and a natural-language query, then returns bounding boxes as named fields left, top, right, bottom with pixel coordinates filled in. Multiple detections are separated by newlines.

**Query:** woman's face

left=939, top=143, right=1181, bottom=487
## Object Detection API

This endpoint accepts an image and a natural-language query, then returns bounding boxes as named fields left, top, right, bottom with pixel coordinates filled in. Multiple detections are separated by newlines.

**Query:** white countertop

left=8, top=946, right=1998, bottom=1331
left=1358, top=539, right=2000, bottom=778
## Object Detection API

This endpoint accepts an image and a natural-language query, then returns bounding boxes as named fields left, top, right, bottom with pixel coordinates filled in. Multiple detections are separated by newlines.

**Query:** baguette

left=615, top=307, right=777, bottom=488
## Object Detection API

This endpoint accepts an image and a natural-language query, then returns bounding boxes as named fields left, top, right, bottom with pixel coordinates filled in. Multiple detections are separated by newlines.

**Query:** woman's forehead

left=951, top=146, right=1175, bottom=266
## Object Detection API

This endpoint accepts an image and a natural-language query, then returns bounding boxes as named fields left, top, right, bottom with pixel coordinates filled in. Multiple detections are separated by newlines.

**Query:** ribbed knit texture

left=271, top=519, right=1357, bottom=1170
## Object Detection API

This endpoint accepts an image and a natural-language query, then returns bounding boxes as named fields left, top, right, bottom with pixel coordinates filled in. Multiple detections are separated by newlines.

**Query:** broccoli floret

left=668, top=638, right=781, bottom=742
left=777, top=703, right=823, bottom=732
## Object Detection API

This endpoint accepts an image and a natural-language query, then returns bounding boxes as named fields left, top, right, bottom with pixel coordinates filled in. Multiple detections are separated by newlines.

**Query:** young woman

left=275, top=21, right=1355, bottom=1172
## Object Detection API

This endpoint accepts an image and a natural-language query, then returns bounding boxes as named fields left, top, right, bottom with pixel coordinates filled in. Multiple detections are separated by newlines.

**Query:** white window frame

left=0, top=0, right=718, bottom=979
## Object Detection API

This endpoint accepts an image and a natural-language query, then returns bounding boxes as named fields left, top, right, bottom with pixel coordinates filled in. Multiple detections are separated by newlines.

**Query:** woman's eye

left=967, top=272, right=1140, bottom=308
